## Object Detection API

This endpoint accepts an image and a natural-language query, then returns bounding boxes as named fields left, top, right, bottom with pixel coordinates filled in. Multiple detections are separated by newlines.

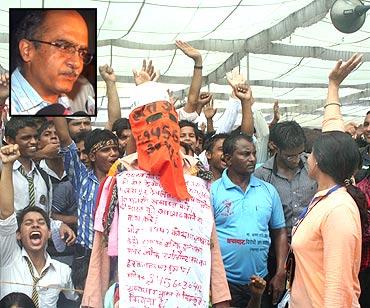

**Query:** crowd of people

left=0, top=9, right=369, bottom=308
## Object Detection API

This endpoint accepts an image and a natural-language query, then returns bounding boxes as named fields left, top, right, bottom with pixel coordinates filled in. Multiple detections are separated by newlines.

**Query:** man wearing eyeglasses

left=253, top=121, right=317, bottom=306
left=254, top=121, right=317, bottom=243
left=10, top=9, right=93, bottom=116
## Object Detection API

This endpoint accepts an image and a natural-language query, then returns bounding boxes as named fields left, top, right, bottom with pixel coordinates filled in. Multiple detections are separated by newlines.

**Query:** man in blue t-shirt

left=211, top=132, right=288, bottom=308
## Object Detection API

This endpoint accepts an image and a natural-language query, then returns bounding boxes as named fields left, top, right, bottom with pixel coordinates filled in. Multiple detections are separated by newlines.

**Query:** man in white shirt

left=4, top=117, right=75, bottom=246
left=0, top=144, right=79, bottom=307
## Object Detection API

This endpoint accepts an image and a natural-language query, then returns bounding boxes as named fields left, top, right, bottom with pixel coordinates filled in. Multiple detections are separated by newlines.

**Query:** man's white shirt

left=11, top=68, right=72, bottom=115
left=13, top=160, right=52, bottom=214
left=0, top=213, right=78, bottom=306
left=12, top=160, right=62, bottom=241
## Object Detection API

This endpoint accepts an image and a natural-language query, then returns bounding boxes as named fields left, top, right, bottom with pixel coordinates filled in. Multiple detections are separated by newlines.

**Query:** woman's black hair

left=0, top=292, right=36, bottom=308
left=313, top=131, right=368, bottom=233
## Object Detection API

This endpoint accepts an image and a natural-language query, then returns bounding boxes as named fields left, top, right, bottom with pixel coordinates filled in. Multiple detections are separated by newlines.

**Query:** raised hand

left=344, top=122, right=358, bottom=138
left=0, top=71, right=9, bottom=102
left=37, top=143, right=61, bottom=159
left=167, top=89, right=179, bottom=104
left=99, top=64, right=116, bottom=83
left=175, top=40, right=202, bottom=64
left=203, top=99, right=217, bottom=120
left=329, top=53, right=362, bottom=87
left=198, top=92, right=213, bottom=109
left=227, top=68, right=246, bottom=99
left=273, top=100, right=280, bottom=121
left=133, top=59, right=159, bottom=86
left=227, top=67, right=246, bottom=87
left=195, top=92, right=213, bottom=115
left=233, top=83, right=252, bottom=103
left=199, top=122, right=206, bottom=133
left=0, top=144, right=20, bottom=164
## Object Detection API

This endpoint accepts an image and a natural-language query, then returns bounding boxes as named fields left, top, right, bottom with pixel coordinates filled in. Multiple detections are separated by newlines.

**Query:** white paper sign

left=117, top=170, right=213, bottom=308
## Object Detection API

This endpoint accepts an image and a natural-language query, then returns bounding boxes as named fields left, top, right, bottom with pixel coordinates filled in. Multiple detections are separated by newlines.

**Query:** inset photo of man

left=9, top=8, right=97, bottom=116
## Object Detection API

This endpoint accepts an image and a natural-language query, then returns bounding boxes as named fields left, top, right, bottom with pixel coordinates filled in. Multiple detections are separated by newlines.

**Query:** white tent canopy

left=0, top=0, right=369, bottom=127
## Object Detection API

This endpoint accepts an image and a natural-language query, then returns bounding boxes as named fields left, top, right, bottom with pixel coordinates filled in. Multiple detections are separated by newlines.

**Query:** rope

left=0, top=281, right=84, bottom=294
left=119, top=0, right=146, bottom=39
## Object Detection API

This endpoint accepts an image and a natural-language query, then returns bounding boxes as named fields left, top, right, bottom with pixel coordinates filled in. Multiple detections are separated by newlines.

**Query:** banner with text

left=117, top=170, right=213, bottom=307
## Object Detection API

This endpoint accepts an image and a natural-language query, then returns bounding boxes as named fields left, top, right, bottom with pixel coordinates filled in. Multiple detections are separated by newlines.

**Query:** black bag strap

left=35, top=163, right=51, bottom=193
left=34, top=163, right=52, bottom=216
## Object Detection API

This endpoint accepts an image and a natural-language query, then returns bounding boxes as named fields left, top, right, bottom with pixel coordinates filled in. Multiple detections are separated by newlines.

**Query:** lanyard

left=293, top=184, right=341, bottom=236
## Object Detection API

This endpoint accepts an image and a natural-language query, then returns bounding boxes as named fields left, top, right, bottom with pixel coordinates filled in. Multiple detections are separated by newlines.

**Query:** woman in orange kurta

left=290, top=54, right=368, bottom=308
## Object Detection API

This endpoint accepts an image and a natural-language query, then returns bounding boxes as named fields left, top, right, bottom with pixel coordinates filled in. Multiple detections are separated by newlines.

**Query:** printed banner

left=117, top=170, right=213, bottom=307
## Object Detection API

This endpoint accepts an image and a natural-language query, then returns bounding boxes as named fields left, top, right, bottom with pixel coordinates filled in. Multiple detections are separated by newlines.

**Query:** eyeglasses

left=28, top=39, right=93, bottom=65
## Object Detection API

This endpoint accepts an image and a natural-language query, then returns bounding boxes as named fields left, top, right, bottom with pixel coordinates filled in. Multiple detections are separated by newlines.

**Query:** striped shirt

left=10, top=67, right=72, bottom=115
left=61, top=142, right=99, bottom=249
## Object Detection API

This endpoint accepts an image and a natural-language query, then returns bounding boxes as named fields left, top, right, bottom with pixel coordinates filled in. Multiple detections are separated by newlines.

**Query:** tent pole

left=246, top=53, right=250, bottom=82
left=110, top=40, right=113, bottom=67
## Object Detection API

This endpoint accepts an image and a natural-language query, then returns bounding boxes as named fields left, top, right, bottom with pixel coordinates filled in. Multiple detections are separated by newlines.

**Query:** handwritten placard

left=117, top=170, right=213, bottom=307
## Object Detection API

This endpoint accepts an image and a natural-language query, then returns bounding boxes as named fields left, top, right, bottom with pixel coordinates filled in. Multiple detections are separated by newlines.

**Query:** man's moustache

left=61, top=71, right=78, bottom=77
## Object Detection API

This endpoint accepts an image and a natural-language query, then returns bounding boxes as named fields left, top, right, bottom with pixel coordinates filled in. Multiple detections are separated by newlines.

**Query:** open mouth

left=29, top=231, right=42, bottom=245
left=62, top=72, right=78, bottom=80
